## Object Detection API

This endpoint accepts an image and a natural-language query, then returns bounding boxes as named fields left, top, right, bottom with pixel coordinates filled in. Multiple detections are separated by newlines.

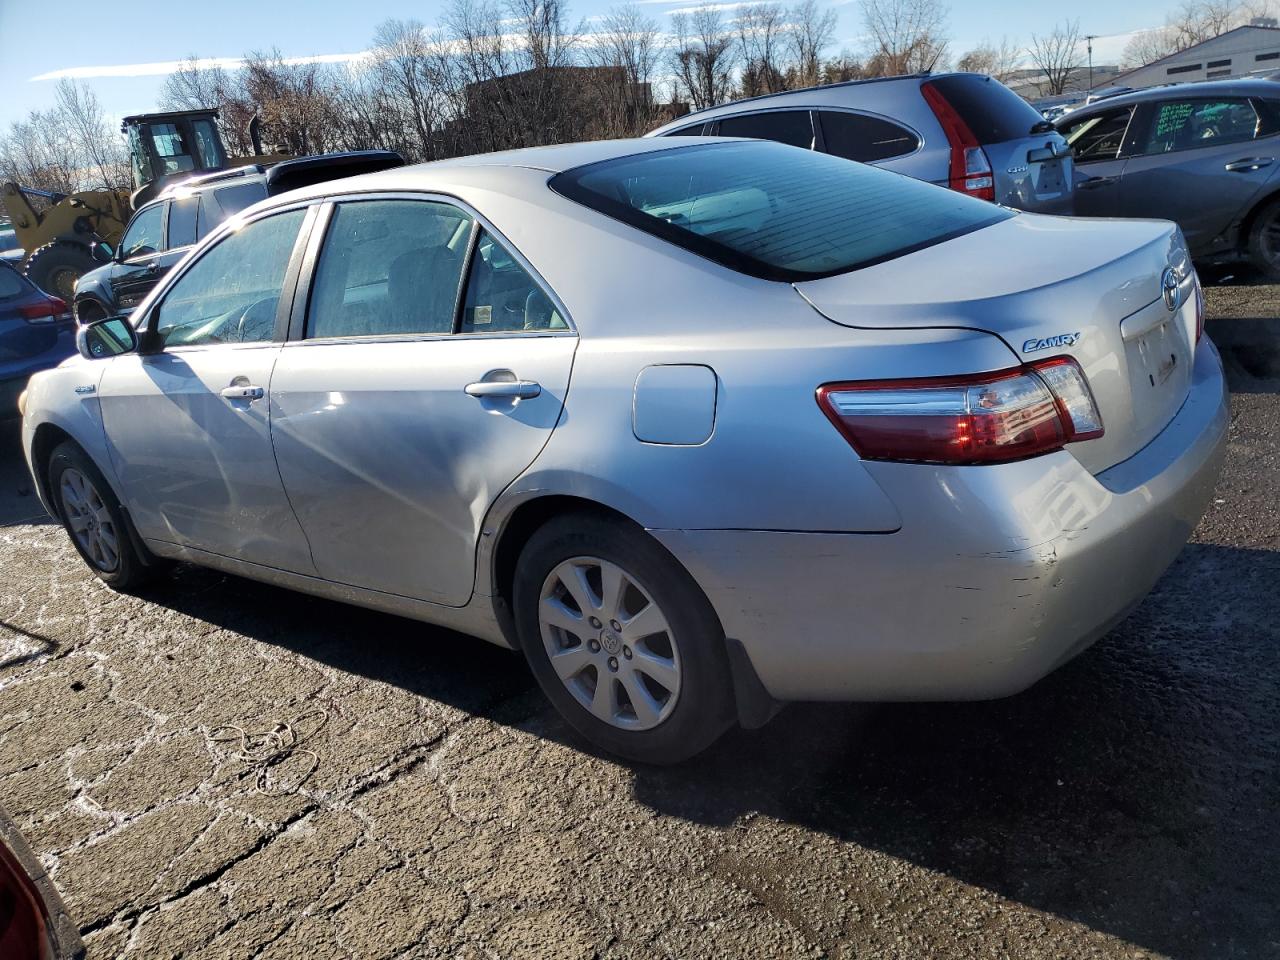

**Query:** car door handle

left=1225, top=157, right=1274, bottom=172
left=220, top=384, right=264, bottom=401
left=144, top=261, right=160, bottom=273
left=464, top=379, right=541, bottom=399
left=1077, top=175, right=1119, bottom=190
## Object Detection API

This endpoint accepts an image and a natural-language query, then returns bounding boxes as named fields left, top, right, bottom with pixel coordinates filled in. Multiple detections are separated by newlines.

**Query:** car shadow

left=1207, top=317, right=1280, bottom=394
left=129, top=539, right=1278, bottom=959
left=0, top=420, right=52, bottom=528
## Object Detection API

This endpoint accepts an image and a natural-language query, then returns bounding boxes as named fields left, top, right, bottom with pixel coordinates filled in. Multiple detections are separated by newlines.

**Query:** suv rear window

left=550, top=141, right=1010, bottom=281
left=0, top=262, right=28, bottom=299
left=925, top=75, right=1046, bottom=144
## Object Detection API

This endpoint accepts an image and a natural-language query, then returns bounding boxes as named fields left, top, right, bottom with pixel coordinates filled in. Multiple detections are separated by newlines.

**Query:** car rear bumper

left=651, top=338, right=1229, bottom=702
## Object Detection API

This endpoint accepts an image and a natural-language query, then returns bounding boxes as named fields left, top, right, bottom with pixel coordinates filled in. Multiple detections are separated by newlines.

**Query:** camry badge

left=74, top=385, right=96, bottom=395
left=1023, top=332, right=1081, bottom=353
left=1161, top=267, right=1181, bottom=312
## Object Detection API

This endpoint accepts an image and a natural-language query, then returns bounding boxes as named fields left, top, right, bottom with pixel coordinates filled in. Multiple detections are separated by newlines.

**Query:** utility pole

left=1086, top=34, right=1098, bottom=91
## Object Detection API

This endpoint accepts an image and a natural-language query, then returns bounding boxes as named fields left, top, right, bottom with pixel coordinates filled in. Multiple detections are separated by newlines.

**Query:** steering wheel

left=235, top=297, right=278, bottom=343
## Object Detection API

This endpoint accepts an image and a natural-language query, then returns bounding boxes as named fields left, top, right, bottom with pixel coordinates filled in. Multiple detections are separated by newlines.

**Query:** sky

left=0, top=0, right=1175, bottom=130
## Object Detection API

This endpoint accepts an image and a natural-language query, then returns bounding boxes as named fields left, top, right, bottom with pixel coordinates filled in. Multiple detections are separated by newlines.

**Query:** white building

left=1112, top=22, right=1280, bottom=89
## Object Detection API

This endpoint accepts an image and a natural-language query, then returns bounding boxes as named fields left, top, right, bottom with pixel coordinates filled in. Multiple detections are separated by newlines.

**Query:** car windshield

left=550, top=141, right=1010, bottom=281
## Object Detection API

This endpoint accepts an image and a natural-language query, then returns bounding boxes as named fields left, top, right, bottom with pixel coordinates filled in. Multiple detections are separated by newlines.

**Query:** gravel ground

left=0, top=286, right=1277, bottom=960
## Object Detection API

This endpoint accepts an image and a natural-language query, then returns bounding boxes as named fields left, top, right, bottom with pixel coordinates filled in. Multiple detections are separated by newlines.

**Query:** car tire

left=513, top=511, right=735, bottom=764
left=21, top=240, right=96, bottom=302
left=1246, top=198, right=1280, bottom=280
left=47, top=441, right=155, bottom=591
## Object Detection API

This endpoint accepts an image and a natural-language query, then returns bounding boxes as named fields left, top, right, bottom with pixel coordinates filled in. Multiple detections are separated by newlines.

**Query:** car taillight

left=18, top=296, right=69, bottom=324
left=921, top=82, right=996, bottom=202
left=817, top=357, right=1104, bottom=465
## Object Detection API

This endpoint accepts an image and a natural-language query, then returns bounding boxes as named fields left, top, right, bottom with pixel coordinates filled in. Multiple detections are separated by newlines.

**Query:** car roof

left=1068, top=78, right=1280, bottom=113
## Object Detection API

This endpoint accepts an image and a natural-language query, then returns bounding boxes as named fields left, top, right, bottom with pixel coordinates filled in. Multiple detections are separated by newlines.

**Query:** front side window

left=154, top=209, right=305, bottom=348
left=120, top=204, right=166, bottom=260
left=551, top=140, right=1010, bottom=281
left=307, top=200, right=473, bottom=339
left=661, top=123, right=706, bottom=137
left=716, top=111, right=815, bottom=150
left=167, top=197, right=199, bottom=249
left=1137, top=99, right=1260, bottom=155
left=818, top=111, right=919, bottom=163
left=460, top=230, right=566, bottom=334
left=1061, top=107, right=1135, bottom=162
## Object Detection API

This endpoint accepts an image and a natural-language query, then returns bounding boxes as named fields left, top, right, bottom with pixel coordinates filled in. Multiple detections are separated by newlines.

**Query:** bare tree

left=820, top=51, right=865, bottom=83
left=670, top=7, right=737, bottom=109
left=0, top=111, right=79, bottom=194
left=956, top=36, right=1021, bottom=81
left=1120, top=26, right=1182, bottom=67
left=370, top=19, right=442, bottom=161
left=1169, top=0, right=1237, bottom=46
left=53, top=80, right=129, bottom=192
left=788, top=0, right=838, bottom=87
left=1028, top=19, right=1082, bottom=96
left=159, top=58, right=248, bottom=154
left=1121, top=0, right=1275, bottom=68
left=0, top=81, right=128, bottom=194
left=587, top=5, right=666, bottom=136
left=737, top=3, right=789, bottom=96
left=860, top=0, right=949, bottom=76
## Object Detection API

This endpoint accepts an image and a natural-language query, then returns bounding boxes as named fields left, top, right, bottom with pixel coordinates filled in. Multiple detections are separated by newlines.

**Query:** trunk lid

left=794, top=214, right=1198, bottom=475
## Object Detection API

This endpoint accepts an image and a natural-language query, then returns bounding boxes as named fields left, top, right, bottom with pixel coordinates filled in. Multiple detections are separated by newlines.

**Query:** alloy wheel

left=538, top=555, right=682, bottom=731
left=59, top=468, right=120, bottom=572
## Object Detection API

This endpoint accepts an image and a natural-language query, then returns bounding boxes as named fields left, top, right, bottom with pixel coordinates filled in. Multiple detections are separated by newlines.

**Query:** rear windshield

left=549, top=141, right=1010, bottom=281
left=926, top=75, right=1047, bottom=144
left=0, top=263, right=28, bottom=300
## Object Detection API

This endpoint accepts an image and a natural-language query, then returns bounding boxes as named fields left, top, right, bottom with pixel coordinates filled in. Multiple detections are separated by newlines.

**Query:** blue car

left=0, top=259, right=74, bottom=419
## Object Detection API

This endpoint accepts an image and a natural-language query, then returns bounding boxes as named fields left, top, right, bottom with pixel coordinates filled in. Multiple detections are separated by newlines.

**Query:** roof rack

left=158, top=165, right=266, bottom=199
left=674, top=71, right=936, bottom=122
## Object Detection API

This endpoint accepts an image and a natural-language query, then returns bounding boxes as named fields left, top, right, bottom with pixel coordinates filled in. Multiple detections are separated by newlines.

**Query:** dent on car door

left=98, top=206, right=317, bottom=571
left=1062, top=106, right=1134, bottom=217
left=1118, top=97, right=1279, bottom=252
left=269, top=198, right=576, bottom=606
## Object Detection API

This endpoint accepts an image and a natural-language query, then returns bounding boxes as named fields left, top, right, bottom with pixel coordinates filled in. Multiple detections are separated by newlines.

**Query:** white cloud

left=30, top=52, right=371, bottom=82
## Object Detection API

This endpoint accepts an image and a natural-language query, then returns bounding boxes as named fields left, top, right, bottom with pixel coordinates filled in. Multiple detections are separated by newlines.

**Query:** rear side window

left=925, top=75, right=1045, bottom=144
left=661, top=123, right=706, bottom=137
left=550, top=141, right=1010, bottom=282
left=209, top=181, right=270, bottom=225
left=1061, top=107, right=1135, bottom=162
left=307, top=199, right=473, bottom=339
left=0, top=263, right=28, bottom=299
left=1137, top=98, right=1261, bottom=155
left=716, top=111, right=815, bottom=149
left=459, top=229, right=566, bottom=334
left=818, top=111, right=919, bottom=162
left=167, top=197, right=199, bottom=249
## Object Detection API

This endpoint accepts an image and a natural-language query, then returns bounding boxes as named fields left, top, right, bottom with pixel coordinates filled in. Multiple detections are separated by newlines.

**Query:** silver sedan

left=20, top=138, right=1228, bottom=763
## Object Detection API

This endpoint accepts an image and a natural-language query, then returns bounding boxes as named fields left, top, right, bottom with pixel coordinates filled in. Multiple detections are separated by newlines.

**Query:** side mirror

left=91, top=242, right=113, bottom=264
left=77, top=316, right=138, bottom=360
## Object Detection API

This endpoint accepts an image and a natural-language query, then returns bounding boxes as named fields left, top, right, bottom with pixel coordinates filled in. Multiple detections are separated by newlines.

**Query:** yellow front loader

left=2, top=109, right=285, bottom=300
